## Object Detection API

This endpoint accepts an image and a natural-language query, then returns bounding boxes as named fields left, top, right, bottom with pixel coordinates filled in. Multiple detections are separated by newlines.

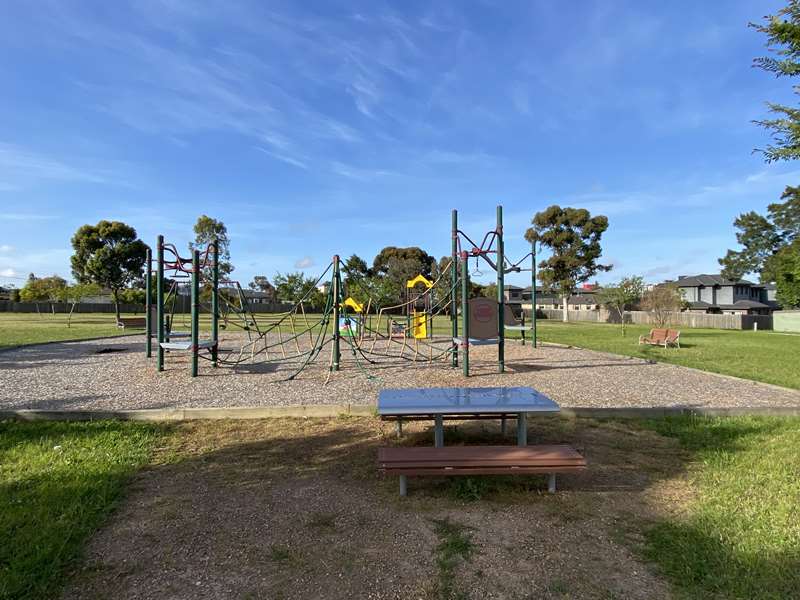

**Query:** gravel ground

left=60, top=418, right=680, bottom=599
left=2, top=332, right=799, bottom=410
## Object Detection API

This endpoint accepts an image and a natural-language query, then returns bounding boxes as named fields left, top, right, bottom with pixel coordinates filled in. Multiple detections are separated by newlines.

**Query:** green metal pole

left=451, top=209, right=458, bottom=367
left=332, top=255, right=340, bottom=372
left=461, top=250, right=470, bottom=377
left=531, top=241, right=537, bottom=349
left=497, top=205, right=504, bottom=374
left=191, top=249, right=200, bottom=377
left=211, top=241, right=219, bottom=367
left=157, top=235, right=165, bottom=372
left=145, top=246, right=152, bottom=358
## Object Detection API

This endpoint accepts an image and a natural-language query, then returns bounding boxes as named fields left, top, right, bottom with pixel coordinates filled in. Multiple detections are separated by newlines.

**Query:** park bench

left=639, top=328, right=681, bottom=348
left=117, top=317, right=146, bottom=329
left=378, top=445, right=586, bottom=496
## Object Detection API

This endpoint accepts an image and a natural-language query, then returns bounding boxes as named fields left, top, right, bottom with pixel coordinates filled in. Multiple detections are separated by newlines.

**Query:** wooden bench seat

left=378, top=445, right=586, bottom=496
left=117, top=317, right=146, bottom=329
left=639, top=328, right=681, bottom=348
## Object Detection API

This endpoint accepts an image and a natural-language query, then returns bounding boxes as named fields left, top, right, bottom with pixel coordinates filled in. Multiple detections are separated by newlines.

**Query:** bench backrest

left=665, top=329, right=681, bottom=342
left=648, top=328, right=668, bottom=341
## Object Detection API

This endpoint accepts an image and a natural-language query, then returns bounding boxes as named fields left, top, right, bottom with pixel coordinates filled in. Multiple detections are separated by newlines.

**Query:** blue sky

left=0, top=0, right=797, bottom=289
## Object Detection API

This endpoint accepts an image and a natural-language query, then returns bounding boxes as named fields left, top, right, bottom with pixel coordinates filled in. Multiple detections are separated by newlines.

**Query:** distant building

left=504, top=284, right=601, bottom=313
left=671, top=274, right=778, bottom=315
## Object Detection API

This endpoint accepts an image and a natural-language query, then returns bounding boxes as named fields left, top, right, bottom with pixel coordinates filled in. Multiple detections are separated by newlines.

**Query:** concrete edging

left=2, top=405, right=799, bottom=422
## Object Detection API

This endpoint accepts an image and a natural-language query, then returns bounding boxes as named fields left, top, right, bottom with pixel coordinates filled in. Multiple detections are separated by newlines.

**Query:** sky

left=0, top=0, right=797, bottom=289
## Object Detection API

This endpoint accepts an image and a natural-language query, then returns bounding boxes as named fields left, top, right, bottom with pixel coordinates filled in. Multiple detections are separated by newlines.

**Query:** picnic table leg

left=434, top=415, right=444, bottom=448
left=396, top=419, right=403, bottom=438
left=500, top=417, right=507, bottom=437
left=399, top=475, right=408, bottom=497
left=517, top=412, right=527, bottom=446
left=548, top=473, right=556, bottom=493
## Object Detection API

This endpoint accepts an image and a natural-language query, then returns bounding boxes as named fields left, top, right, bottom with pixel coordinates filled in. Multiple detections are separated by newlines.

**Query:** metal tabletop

left=378, top=387, right=560, bottom=446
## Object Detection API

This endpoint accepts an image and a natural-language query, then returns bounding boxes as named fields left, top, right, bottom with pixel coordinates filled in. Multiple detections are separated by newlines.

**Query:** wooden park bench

left=638, top=328, right=681, bottom=348
left=378, top=445, right=587, bottom=496
left=117, top=317, right=147, bottom=329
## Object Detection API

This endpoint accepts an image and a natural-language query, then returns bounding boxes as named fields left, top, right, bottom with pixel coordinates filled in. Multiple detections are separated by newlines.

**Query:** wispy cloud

left=0, top=143, right=126, bottom=188
left=294, top=256, right=314, bottom=269
left=0, top=244, right=13, bottom=252
left=0, top=213, right=59, bottom=221
left=0, top=268, right=17, bottom=278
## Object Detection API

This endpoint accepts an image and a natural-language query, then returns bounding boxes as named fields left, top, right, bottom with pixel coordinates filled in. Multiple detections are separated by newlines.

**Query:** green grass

left=0, top=420, right=164, bottom=600
left=0, top=313, right=144, bottom=349
left=431, top=518, right=475, bottom=600
left=531, top=320, right=800, bottom=389
left=641, top=416, right=800, bottom=600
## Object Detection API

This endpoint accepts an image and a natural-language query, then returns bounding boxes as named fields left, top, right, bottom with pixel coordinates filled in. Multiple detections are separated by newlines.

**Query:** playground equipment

left=450, top=205, right=538, bottom=377
left=405, top=274, right=433, bottom=339
left=144, top=205, right=537, bottom=380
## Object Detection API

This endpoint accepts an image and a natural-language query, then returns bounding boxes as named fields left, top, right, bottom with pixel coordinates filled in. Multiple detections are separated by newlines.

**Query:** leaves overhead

left=191, top=214, right=233, bottom=278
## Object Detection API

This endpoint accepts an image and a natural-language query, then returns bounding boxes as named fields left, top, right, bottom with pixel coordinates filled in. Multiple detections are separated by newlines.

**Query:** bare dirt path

left=2, top=334, right=799, bottom=410
left=61, top=417, right=686, bottom=600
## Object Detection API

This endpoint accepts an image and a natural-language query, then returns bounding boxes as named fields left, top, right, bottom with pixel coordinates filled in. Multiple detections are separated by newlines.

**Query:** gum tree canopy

left=70, top=220, right=148, bottom=320
left=525, top=205, right=611, bottom=322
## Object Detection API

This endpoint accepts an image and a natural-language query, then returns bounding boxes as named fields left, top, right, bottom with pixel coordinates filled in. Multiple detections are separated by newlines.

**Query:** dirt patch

left=62, top=418, right=691, bottom=599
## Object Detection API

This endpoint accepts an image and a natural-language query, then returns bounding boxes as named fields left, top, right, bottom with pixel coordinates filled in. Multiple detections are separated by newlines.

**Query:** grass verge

left=0, top=420, right=164, bottom=600
left=640, top=416, right=800, bottom=599
left=431, top=518, right=475, bottom=600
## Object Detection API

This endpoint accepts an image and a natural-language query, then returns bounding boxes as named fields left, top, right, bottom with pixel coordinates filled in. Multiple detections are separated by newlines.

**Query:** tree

left=771, top=238, right=800, bottom=307
left=525, top=205, right=611, bottom=322
left=10, top=289, right=20, bottom=302
left=191, top=215, right=233, bottom=279
left=19, top=274, right=68, bottom=314
left=641, top=284, right=684, bottom=327
left=372, top=247, right=434, bottom=277
left=751, top=2, right=800, bottom=162
left=70, top=220, right=148, bottom=320
left=719, top=185, right=800, bottom=283
left=64, top=282, right=101, bottom=327
left=273, top=271, right=325, bottom=310
left=597, top=276, right=644, bottom=335
left=481, top=282, right=498, bottom=299
left=248, top=275, right=276, bottom=302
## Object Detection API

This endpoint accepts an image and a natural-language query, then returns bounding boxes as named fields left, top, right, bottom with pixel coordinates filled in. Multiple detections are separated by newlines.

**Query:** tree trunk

left=112, top=289, right=121, bottom=322
left=562, top=294, right=569, bottom=322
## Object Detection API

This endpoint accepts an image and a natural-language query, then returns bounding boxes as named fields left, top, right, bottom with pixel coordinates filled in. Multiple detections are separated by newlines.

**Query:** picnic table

left=377, top=386, right=560, bottom=447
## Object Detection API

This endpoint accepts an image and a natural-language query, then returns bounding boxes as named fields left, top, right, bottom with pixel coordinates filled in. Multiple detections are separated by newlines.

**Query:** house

left=240, top=289, right=276, bottom=304
left=672, top=274, right=778, bottom=315
left=504, top=285, right=601, bottom=313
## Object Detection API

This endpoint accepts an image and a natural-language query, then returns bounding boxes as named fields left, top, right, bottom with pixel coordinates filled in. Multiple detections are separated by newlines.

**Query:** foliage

left=0, top=420, right=163, bottom=600
left=431, top=256, right=456, bottom=314
left=248, top=275, right=275, bottom=296
left=524, top=205, right=610, bottom=321
left=719, top=186, right=800, bottom=290
left=642, top=416, right=800, bottom=599
left=772, top=238, right=800, bottom=306
left=70, top=221, right=148, bottom=320
left=191, top=214, right=233, bottom=278
left=751, top=1, right=800, bottom=162
left=597, top=276, right=645, bottom=335
left=117, top=287, right=146, bottom=305
left=273, top=271, right=325, bottom=310
left=10, top=289, right=20, bottom=302
left=641, top=283, right=684, bottom=327
left=19, top=275, right=67, bottom=304
left=372, top=246, right=434, bottom=276
left=481, top=282, right=498, bottom=299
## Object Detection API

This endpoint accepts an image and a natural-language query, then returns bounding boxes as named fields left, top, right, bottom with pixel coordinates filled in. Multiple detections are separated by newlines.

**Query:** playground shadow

left=56, top=415, right=798, bottom=599
left=507, top=361, right=654, bottom=374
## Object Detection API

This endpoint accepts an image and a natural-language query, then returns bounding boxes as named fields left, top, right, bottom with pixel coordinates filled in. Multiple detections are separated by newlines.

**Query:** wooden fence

left=0, top=300, right=295, bottom=315
left=534, top=308, right=773, bottom=330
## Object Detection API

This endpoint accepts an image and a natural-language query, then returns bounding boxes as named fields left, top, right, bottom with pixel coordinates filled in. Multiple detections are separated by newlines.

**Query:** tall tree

left=19, top=274, right=68, bottom=314
left=248, top=275, right=275, bottom=298
left=597, top=276, right=644, bottom=336
left=641, top=284, right=685, bottom=327
left=524, top=205, right=611, bottom=322
left=372, top=247, right=434, bottom=304
left=191, top=215, right=233, bottom=279
left=719, top=185, right=800, bottom=283
left=751, top=1, right=800, bottom=162
left=70, top=220, right=148, bottom=320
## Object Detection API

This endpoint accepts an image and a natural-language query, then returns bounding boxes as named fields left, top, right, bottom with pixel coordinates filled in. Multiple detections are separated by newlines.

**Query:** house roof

left=687, top=301, right=711, bottom=309
left=504, top=284, right=522, bottom=290
left=568, top=294, right=598, bottom=305
left=719, top=300, right=770, bottom=309
left=675, top=274, right=755, bottom=287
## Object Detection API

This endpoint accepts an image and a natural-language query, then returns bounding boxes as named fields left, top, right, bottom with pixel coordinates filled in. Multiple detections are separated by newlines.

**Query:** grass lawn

left=642, top=416, right=800, bottom=599
left=0, top=313, right=143, bottom=349
left=0, top=421, right=164, bottom=600
left=1, top=416, right=797, bottom=599
left=532, top=320, right=800, bottom=390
